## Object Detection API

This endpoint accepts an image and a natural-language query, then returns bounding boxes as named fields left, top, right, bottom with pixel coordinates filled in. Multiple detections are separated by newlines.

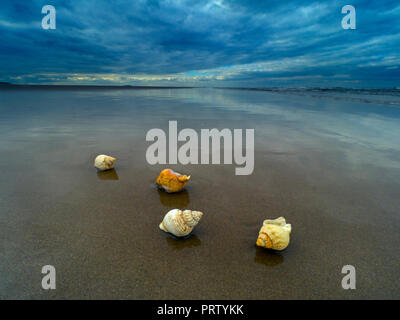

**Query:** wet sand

left=0, top=87, right=399, bottom=299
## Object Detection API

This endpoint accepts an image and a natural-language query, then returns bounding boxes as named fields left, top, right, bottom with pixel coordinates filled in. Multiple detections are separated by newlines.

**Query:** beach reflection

left=165, top=234, right=201, bottom=250
left=253, top=246, right=284, bottom=267
left=97, top=169, right=119, bottom=180
left=157, top=188, right=190, bottom=208
left=1, top=87, right=399, bottom=298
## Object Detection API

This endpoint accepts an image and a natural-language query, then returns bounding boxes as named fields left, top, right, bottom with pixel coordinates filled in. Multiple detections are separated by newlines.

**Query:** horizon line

left=1, top=82, right=399, bottom=90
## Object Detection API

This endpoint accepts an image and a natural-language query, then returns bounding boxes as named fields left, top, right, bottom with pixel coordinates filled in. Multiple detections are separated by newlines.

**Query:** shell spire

left=178, top=175, right=191, bottom=183
left=182, top=210, right=203, bottom=227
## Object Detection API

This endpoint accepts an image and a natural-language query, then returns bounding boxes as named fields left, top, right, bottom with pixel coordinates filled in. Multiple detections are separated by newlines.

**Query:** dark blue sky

left=0, top=0, right=399, bottom=87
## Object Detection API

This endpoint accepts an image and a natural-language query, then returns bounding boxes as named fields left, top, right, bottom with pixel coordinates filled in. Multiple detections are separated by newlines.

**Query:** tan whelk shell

left=256, top=217, right=291, bottom=251
left=156, top=169, right=190, bottom=193
left=94, top=154, right=117, bottom=171
left=159, top=209, right=203, bottom=237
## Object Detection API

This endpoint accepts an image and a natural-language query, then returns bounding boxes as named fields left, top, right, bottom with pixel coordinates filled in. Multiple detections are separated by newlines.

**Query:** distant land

left=1, top=82, right=399, bottom=92
left=0, top=82, right=194, bottom=89
left=217, top=86, right=400, bottom=94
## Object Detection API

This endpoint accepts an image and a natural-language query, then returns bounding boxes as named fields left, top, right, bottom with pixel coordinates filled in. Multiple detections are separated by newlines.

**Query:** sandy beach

left=0, top=87, right=399, bottom=299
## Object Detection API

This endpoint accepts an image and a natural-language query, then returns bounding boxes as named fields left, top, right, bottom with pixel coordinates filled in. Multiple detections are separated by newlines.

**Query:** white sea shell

left=256, top=217, right=292, bottom=251
left=159, top=209, right=203, bottom=237
left=94, top=154, right=117, bottom=171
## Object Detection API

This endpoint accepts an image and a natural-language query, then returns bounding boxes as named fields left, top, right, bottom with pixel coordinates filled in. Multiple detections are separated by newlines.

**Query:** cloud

left=0, top=0, right=399, bottom=87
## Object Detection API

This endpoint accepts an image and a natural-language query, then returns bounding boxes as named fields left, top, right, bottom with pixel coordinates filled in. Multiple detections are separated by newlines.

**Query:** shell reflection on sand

left=157, top=188, right=190, bottom=208
left=166, top=234, right=201, bottom=250
left=96, top=168, right=119, bottom=180
left=254, top=247, right=284, bottom=267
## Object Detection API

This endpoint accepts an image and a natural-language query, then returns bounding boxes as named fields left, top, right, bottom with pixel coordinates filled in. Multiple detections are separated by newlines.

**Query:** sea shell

left=159, top=209, right=203, bottom=237
left=256, top=217, right=291, bottom=251
left=156, top=169, right=190, bottom=193
left=94, top=154, right=117, bottom=171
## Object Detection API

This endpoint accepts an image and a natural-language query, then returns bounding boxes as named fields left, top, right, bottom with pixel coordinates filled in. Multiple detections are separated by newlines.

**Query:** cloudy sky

left=0, top=0, right=399, bottom=87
